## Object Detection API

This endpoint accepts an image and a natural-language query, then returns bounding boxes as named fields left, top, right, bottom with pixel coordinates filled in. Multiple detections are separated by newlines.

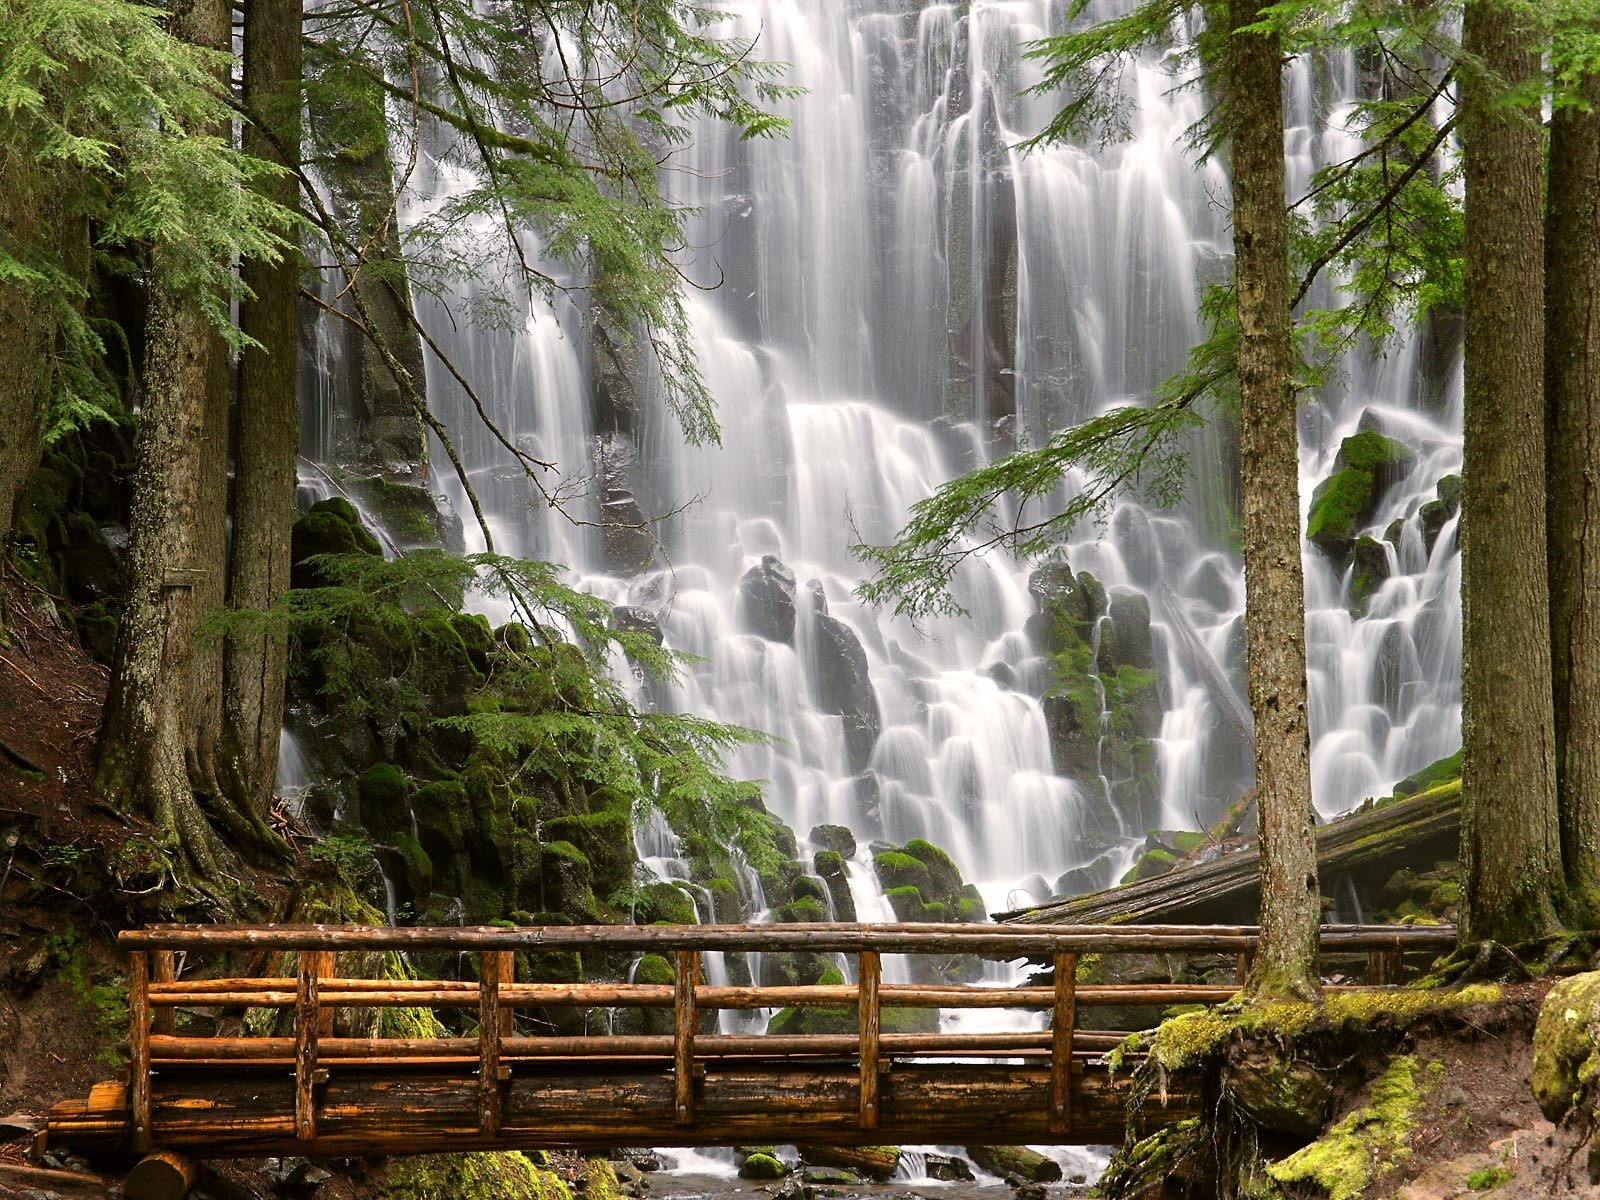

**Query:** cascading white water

left=307, top=0, right=1465, bottom=936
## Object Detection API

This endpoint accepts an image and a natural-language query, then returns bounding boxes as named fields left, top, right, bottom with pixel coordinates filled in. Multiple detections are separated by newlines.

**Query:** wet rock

left=1418, top=473, right=1462, bottom=557
left=740, top=1154, right=789, bottom=1180
left=1108, top=591, right=1155, bottom=671
left=1113, top=506, right=1161, bottom=586
left=852, top=771, right=885, bottom=838
left=1533, top=971, right=1600, bottom=1121
left=801, top=1168, right=858, bottom=1186
left=1306, top=431, right=1417, bottom=559
left=924, top=1154, right=974, bottom=1182
left=966, top=1147, right=1062, bottom=1183
left=809, top=824, right=856, bottom=858
left=348, top=473, right=462, bottom=552
left=1054, top=854, right=1116, bottom=899
left=612, top=606, right=664, bottom=646
left=800, top=1146, right=901, bottom=1180
left=594, top=432, right=654, bottom=575
left=290, top=497, right=382, bottom=588
left=812, top=613, right=880, bottom=772
left=1349, top=535, right=1391, bottom=615
left=813, top=850, right=857, bottom=922
left=739, top=555, right=798, bottom=643
left=980, top=660, right=1019, bottom=691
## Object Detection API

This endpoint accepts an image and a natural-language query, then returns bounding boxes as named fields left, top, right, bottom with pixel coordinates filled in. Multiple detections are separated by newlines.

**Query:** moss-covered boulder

left=965, top=1146, right=1062, bottom=1183
left=874, top=850, right=931, bottom=895
left=1307, top=431, right=1417, bottom=559
left=380, top=1152, right=569, bottom=1200
left=813, top=850, right=856, bottom=922
left=1533, top=971, right=1600, bottom=1121
left=291, top=496, right=382, bottom=588
left=1349, top=535, right=1391, bottom=615
left=738, top=1153, right=787, bottom=1180
left=1224, top=1046, right=1333, bottom=1137
left=543, top=811, right=637, bottom=895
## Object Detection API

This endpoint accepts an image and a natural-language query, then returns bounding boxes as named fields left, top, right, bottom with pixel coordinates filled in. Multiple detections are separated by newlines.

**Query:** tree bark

left=1459, top=0, right=1562, bottom=943
left=1230, top=0, right=1321, bottom=1000
left=221, top=0, right=303, bottom=833
left=96, top=0, right=238, bottom=891
left=0, top=142, right=47, bottom=554
left=1546, top=57, right=1600, bottom=922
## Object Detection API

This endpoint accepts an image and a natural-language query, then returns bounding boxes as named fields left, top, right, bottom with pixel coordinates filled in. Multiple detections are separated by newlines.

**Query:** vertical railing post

left=674, top=950, right=699, bottom=1126
left=294, top=952, right=320, bottom=1142
left=496, top=951, right=516, bottom=1039
left=858, top=950, right=881, bottom=1130
left=479, top=951, right=504, bottom=1135
left=129, top=950, right=151, bottom=1154
left=151, top=951, right=176, bottom=1037
left=315, top=950, right=336, bottom=1036
left=1050, top=951, right=1076, bottom=1135
left=1236, top=951, right=1251, bottom=986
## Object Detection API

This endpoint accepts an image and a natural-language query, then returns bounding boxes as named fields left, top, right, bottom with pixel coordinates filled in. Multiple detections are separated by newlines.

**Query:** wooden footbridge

left=45, top=922, right=1455, bottom=1167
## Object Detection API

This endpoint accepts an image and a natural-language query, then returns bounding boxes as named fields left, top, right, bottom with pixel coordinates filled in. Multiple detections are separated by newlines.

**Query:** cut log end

left=126, top=1151, right=198, bottom=1200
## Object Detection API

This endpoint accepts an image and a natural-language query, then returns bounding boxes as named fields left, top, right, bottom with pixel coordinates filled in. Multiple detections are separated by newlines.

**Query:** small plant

left=306, top=833, right=379, bottom=884
left=1466, top=1166, right=1514, bottom=1191
left=43, top=931, right=128, bottom=1068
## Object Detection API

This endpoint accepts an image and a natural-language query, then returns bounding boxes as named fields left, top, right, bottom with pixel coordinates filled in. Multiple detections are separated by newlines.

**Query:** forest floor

left=0, top=571, right=1596, bottom=1198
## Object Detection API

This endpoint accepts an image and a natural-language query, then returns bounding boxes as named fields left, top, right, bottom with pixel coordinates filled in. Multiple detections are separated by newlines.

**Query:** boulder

left=593, top=432, right=654, bottom=575
left=812, top=613, right=880, bottom=772
left=738, top=555, right=798, bottom=643
left=1224, top=1047, right=1333, bottom=1137
left=291, top=497, right=382, bottom=588
left=810, top=824, right=857, bottom=859
left=1349, top=536, right=1391, bottom=615
left=612, top=606, right=664, bottom=646
left=738, top=1154, right=788, bottom=1180
left=965, top=1147, right=1061, bottom=1183
left=1533, top=971, right=1600, bottom=1121
left=1306, top=431, right=1417, bottom=559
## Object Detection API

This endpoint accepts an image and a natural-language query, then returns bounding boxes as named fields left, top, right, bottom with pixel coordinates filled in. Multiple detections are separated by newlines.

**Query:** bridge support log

left=295, top=953, right=322, bottom=1141
left=674, top=951, right=698, bottom=1125
left=479, top=951, right=504, bottom=1135
left=130, top=951, right=151, bottom=1154
left=126, top=1150, right=198, bottom=1200
left=1050, top=952, right=1076, bottom=1135
left=858, top=950, right=880, bottom=1130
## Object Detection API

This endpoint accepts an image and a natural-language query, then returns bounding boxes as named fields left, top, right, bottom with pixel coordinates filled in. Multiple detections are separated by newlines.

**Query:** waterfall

left=296, top=0, right=1463, bottom=924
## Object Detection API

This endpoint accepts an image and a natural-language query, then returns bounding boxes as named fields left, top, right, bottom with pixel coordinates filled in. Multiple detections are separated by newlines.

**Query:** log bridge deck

left=45, top=922, right=1456, bottom=1162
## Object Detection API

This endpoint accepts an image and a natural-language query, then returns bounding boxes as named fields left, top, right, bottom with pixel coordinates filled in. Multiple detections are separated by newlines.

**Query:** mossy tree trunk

left=97, top=0, right=240, bottom=894
left=1459, top=0, right=1562, bottom=943
left=0, top=139, right=47, bottom=561
left=1546, top=49, right=1600, bottom=924
left=1230, top=0, right=1320, bottom=1001
left=220, top=0, right=303, bottom=846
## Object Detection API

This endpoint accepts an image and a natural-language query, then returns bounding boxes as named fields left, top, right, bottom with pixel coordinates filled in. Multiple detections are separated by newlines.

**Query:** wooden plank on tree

left=129, top=951, right=151, bottom=1154
left=294, top=953, right=319, bottom=1140
left=858, top=950, right=880, bottom=1130
left=479, top=951, right=503, bottom=1135
left=674, top=951, right=698, bottom=1125
left=1050, top=952, right=1076, bottom=1135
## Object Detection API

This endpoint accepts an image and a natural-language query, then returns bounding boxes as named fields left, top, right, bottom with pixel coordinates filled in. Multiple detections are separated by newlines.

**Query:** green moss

left=1532, top=971, right=1600, bottom=1120
left=291, top=497, right=383, bottom=587
left=739, top=1153, right=787, bottom=1180
left=1120, top=848, right=1176, bottom=885
left=382, top=1153, right=569, bottom=1200
left=1395, top=750, right=1464, bottom=797
left=904, top=838, right=962, bottom=897
left=1338, top=430, right=1415, bottom=474
left=1466, top=1166, right=1514, bottom=1190
left=874, top=851, right=931, bottom=893
left=1170, top=830, right=1205, bottom=854
left=1307, top=466, right=1377, bottom=551
left=776, top=896, right=828, bottom=923
left=639, top=881, right=698, bottom=925
left=883, top=884, right=927, bottom=922
left=1266, top=1055, right=1432, bottom=1200
left=633, top=953, right=675, bottom=986
left=543, top=811, right=637, bottom=894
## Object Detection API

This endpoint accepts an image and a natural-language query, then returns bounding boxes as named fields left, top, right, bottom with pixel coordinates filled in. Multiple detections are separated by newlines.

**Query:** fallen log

left=1003, top=782, right=1459, bottom=926
left=799, top=1146, right=902, bottom=1178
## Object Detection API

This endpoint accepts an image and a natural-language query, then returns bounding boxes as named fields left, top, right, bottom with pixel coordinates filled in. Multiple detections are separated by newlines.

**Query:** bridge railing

left=106, top=922, right=1455, bottom=1153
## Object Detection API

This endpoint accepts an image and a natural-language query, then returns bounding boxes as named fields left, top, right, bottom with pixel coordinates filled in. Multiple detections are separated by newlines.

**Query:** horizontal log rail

left=48, top=921, right=1456, bottom=1165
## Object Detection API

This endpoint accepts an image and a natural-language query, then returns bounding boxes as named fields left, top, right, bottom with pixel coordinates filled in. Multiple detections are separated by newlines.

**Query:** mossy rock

left=965, top=1146, right=1062, bottom=1183
left=1349, top=535, right=1390, bottom=615
left=775, top=896, right=828, bottom=924
left=1119, top=847, right=1176, bottom=885
left=704, top=876, right=745, bottom=923
left=904, top=838, right=963, bottom=900
left=543, top=811, right=637, bottom=895
left=813, top=850, right=856, bottom=922
left=381, top=1152, right=569, bottom=1200
left=883, top=885, right=928, bottom=922
left=1533, top=971, right=1600, bottom=1121
left=874, top=850, right=931, bottom=895
left=638, top=881, right=698, bottom=925
left=1307, top=431, right=1416, bottom=559
left=810, top=823, right=857, bottom=858
left=1224, top=1046, right=1333, bottom=1136
left=536, top=841, right=597, bottom=919
left=291, top=497, right=382, bottom=588
left=632, top=953, right=675, bottom=986
left=356, top=762, right=411, bottom=839
left=1394, top=750, right=1462, bottom=797
left=520, top=948, right=582, bottom=985
left=738, top=1154, right=787, bottom=1180
left=348, top=474, right=456, bottom=550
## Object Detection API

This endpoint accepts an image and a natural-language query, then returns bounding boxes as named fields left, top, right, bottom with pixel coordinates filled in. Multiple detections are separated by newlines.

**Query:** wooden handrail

left=118, top=921, right=1458, bottom=954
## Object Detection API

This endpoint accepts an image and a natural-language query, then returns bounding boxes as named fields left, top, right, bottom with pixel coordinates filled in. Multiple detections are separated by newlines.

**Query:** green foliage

left=382, top=1152, right=570, bottom=1200
left=42, top=931, right=127, bottom=1067
left=282, top=549, right=770, bottom=869
left=307, top=832, right=381, bottom=885
left=0, top=0, right=293, bottom=434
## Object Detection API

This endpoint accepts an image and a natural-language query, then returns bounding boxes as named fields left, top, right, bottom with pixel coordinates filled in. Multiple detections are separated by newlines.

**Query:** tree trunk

left=221, top=0, right=303, bottom=836
left=1459, top=0, right=1562, bottom=943
left=0, top=141, right=47, bottom=555
left=1546, top=58, right=1600, bottom=923
left=96, top=0, right=239, bottom=892
left=1230, top=0, right=1320, bottom=1000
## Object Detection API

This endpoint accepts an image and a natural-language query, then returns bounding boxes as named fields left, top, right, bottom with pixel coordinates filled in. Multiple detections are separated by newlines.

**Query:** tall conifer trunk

left=1231, top=0, right=1321, bottom=999
left=0, top=142, right=46, bottom=554
left=221, top=0, right=303, bottom=834
left=1458, top=0, right=1562, bottom=943
left=1546, top=57, right=1600, bottom=922
left=97, top=0, right=238, bottom=889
